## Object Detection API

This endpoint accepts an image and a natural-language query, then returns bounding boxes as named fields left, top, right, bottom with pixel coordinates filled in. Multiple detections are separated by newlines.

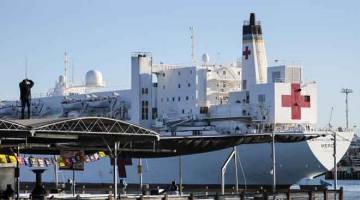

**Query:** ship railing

left=152, top=63, right=193, bottom=72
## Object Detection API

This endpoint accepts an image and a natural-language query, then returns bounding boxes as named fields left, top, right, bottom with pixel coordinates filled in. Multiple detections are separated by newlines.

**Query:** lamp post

left=330, top=130, right=337, bottom=200
left=341, top=88, right=353, bottom=129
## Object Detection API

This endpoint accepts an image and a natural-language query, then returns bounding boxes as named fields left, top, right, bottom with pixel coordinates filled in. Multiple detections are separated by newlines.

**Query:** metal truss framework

left=0, top=117, right=159, bottom=139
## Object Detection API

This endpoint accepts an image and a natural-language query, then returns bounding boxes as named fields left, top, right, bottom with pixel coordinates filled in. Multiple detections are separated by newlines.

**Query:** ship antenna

left=190, top=26, right=196, bottom=65
left=64, top=51, right=69, bottom=88
left=341, top=88, right=354, bottom=129
left=328, top=107, right=334, bottom=128
left=72, top=59, right=74, bottom=86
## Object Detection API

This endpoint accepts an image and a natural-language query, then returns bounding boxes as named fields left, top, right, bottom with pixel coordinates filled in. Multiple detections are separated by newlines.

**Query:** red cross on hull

left=281, top=83, right=310, bottom=120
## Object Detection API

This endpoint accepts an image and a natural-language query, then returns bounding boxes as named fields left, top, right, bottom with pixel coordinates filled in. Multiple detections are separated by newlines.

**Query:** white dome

left=85, top=70, right=103, bottom=87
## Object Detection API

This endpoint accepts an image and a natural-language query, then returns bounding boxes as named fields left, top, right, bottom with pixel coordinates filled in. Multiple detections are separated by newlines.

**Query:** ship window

left=242, top=80, right=247, bottom=90
left=178, top=84, right=181, bottom=88
left=163, top=85, right=165, bottom=90
left=258, top=94, right=266, bottom=103
left=186, top=96, right=189, bottom=101
left=223, top=71, right=226, bottom=75
left=193, top=130, right=201, bottom=136
left=188, top=83, right=191, bottom=87
left=178, top=97, right=181, bottom=101
left=141, top=88, right=149, bottom=95
left=178, top=71, right=181, bottom=76
left=172, top=97, right=175, bottom=102
left=163, top=73, right=165, bottom=77
left=153, top=83, right=158, bottom=88
left=152, top=107, right=158, bottom=120
left=304, top=95, right=311, bottom=102
left=200, top=106, right=208, bottom=114
left=272, top=71, right=281, bottom=83
left=190, top=70, right=192, bottom=74
left=167, top=97, right=169, bottom=102
left=141, top=101, right=149, bottom=120
left=182, top=109, right=185, bottom=114
left=223, top=83, right=226, bottom=88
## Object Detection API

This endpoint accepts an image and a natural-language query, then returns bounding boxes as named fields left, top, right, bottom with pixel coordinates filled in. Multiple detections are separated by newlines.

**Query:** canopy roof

left=0, top=117, right=323, bottom=157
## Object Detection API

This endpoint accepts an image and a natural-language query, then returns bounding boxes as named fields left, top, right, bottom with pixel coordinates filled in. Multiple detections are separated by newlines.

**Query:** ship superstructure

left=0, top=13, right=354, bottom=186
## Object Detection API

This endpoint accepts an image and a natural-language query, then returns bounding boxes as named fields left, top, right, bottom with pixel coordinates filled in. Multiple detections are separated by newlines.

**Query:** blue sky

left=0, top=0, right=359, bottom=127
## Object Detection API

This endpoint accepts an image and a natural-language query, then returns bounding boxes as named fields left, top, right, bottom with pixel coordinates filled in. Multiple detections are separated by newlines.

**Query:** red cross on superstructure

left=243, top=46, right=251, bottom=60
left=281, top=83, right=310, bottom=120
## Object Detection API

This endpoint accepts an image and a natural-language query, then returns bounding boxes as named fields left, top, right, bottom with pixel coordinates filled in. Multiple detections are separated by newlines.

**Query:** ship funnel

left=250, top=13, right=256, bottom=25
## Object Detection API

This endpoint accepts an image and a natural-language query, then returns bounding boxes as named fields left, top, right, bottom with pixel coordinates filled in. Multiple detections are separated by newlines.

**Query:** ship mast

left=190, top=26, right=196, bottom=66
left=64, top=52, right=69, bottom=88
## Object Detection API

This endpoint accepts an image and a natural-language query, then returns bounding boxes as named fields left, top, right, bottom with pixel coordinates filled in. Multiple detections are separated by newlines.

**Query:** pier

left=11, top=184, right=345, bottom=200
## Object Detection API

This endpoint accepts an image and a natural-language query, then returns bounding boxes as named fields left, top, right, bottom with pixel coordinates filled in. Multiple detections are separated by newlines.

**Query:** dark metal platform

left=0, top=117, right=323, bottom=157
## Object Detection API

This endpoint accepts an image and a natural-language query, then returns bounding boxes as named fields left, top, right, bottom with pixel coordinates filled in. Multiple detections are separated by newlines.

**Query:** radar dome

left=85, top=70, right=103, bottom=87
left=202, top=53, right=210, bottom=63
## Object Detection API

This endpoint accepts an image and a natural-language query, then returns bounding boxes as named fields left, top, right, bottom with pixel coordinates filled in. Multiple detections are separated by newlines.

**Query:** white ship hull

left=22, top=131, right=352, bottom=186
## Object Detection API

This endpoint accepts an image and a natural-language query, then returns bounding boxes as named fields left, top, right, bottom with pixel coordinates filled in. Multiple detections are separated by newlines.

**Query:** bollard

left=262, top=189, right=268, bottom=200
left=232, top=186, right=235, bottom=194
left=188, top=193, right=194, bottom=200
left=108, top=185, right=113, bottom=198
left=82, top=185, right=86, bottom=194
left=205, top=186, right=208, bottom=197
left=339, top=187, right=344, bottom=200
left=240, top=190, right=245, bottom=200
left=162, top=194, right=168, bottom=200
left=286, top=189, right=291, bottom=200
left=323, top=188, right=328, bottom=200
left=215, top=192, right=219, bottom=200
left=308, top=190, right=313, bottom=200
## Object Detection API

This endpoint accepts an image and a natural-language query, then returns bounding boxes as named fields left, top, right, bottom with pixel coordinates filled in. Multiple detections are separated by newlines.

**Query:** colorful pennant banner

left=0, top=151, right=108, bottom=168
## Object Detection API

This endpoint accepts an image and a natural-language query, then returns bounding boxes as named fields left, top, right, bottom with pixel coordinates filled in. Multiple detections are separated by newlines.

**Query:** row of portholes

left=160, top=96, right=194, bottom=102
left=162, top=83, right=191, bottom=90
left=162, top=69, right=193, bottom=77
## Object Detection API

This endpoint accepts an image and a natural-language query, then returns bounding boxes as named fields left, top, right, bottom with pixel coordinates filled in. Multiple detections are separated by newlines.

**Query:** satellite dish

left=202, top=53, right=210, bottom=64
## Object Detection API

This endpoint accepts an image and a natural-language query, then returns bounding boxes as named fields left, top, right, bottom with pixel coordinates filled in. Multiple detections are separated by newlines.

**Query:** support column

left=54, top=155, right=59, bottom=188
left=233, top=147, right=239, bottom=193
left=179, top=156, right=183, bottom=196
left=333, top=131, right=337, bottom=200
left=221, top=148, right=236, bottom=195
left=16, top=146, right=20, bottom=200
left=271, top=132, right=276, bottom=194
left=72, top=166, right=75, bottom=196
left=113, top=142, right=118, bottom=199
left=138, top=158, right=143, bottom=191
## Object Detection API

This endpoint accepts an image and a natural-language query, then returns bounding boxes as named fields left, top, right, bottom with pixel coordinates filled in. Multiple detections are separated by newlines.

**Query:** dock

left=13, top=184, right=345, bottom=200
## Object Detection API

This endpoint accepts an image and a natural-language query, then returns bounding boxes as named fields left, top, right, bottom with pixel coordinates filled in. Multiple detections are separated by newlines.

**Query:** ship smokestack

left=241, top=13, right=268, bottom=89
left=250, top=13, right=256, bottom=26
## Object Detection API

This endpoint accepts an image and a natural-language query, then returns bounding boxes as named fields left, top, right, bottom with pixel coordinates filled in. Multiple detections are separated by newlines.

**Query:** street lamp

left=341, top=88, right=353, bottom=129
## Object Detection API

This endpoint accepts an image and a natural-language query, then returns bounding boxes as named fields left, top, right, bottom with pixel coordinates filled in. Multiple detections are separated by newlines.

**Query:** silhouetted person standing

left=19, top=79, right=34, bottom=119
